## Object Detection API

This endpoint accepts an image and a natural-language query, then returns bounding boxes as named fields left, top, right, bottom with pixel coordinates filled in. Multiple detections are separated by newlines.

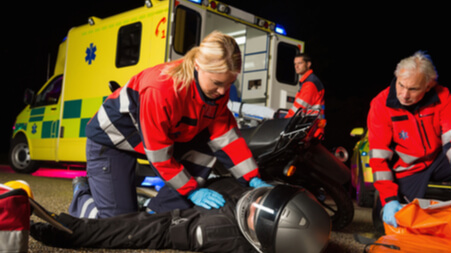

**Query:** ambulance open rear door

left=169, top=0, right=271, bottom=106
left=268, top=34, right=304, bottom=109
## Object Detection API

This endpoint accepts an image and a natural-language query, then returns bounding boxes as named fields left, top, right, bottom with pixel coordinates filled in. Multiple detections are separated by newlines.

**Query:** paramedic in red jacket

left=286, top=53, right=325, bottom=119
left=286, top=53, right=325, bottom=138
left=368, top=51, right=451, bottom=227
left=69, top=31, right=270, bottom=218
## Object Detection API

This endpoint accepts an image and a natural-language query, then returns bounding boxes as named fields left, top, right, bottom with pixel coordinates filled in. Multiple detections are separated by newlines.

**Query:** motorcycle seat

left=240, top=118, right=291, bottom=158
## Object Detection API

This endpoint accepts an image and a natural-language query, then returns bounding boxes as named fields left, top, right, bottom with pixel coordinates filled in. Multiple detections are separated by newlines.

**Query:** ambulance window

left=34, top=75, right=63, bottom=107
left=276, top=42, right=299, bottom=85
left=173, top=6, right=201, bottom=55
left=116, top=22, right=142, bottom=68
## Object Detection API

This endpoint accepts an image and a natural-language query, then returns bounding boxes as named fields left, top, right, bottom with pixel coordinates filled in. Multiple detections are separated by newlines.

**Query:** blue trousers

left=69, top=139, right=138, bottom=218
left=69, top=130, right=217, bottom=218
left=397, top=151, right=451, bottom=202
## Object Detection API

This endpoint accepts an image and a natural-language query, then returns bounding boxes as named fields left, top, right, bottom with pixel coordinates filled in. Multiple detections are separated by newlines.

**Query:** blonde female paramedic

left=69, top=31, right=271, bottom=218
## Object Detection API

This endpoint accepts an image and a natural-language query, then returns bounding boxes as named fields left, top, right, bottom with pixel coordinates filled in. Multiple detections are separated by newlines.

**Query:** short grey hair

left=394, top=51, right=438, bottom=82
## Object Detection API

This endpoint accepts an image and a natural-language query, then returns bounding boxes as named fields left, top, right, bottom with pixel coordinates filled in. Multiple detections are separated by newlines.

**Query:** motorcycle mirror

left=333, top=146, right=349, bottom=163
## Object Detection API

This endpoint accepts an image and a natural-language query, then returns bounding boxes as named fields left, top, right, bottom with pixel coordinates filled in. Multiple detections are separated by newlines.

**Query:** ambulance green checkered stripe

left=63, top=100, right=82, bottom=119
left=42, top=121, right=59, bottom=138
left=30, top=107, right=45, bottom=115
left=14, top=123, right=27, bottom=132
left=59, top=97, right=106, bottom=138
left=29, top=107, right=45, bottom=122
left=79, top=118, right=91, bottom=137
left=29, top=116, right=44, bottom=122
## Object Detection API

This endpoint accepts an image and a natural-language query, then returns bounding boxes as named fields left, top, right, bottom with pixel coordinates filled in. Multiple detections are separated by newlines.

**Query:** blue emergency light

left=141, top=176, right=165, bottom=191
left=188, top=0, right=203, bottom=4
left=275, top=25, right=287, bottom=35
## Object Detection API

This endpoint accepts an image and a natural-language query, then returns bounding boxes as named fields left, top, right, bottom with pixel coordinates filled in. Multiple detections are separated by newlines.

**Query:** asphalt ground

left=0, top=166, right=380, bottom=253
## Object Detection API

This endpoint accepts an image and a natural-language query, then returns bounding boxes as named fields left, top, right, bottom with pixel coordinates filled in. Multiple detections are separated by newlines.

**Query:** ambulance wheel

left=9, top=135, right=40, bottom=174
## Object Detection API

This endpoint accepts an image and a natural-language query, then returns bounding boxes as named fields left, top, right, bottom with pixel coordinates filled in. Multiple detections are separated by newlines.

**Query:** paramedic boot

left=72, top=176, right=89, bottom=196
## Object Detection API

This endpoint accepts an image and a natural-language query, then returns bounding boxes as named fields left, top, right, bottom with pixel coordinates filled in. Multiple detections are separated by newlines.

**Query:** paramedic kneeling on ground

left=69, top=31, right=270, bottom=218
left=367, top=51, right=451, bottom=228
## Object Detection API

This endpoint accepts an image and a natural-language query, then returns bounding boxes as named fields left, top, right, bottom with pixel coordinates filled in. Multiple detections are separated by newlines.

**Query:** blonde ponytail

left=163, top=31, right=242, bottom=91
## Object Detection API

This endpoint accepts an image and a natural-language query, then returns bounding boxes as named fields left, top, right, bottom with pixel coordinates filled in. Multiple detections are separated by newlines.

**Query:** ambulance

left=10, top=0, right=304, bottom=173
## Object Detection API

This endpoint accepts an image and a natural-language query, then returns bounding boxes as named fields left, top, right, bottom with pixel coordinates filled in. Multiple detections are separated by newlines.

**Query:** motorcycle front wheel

left=295, top=174, right=355, bottom=230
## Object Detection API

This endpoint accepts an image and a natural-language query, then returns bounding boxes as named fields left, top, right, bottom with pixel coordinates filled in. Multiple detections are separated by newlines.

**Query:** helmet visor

left=236, top=186, right=273, bottom=252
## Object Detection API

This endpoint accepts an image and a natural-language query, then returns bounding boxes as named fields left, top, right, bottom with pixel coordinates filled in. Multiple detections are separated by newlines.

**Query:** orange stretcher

left=367, top=198, right=451, bottom=253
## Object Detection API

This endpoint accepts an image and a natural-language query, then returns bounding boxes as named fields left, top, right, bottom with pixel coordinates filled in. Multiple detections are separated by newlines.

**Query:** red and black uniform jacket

left=286, top=69, right=325, bottom=118
left=368, top=79, right=451, bottom=206
left=86, top=61, right=259, bottom=196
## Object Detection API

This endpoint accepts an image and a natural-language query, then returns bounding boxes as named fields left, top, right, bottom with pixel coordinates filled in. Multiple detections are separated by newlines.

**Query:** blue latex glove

left=382, top=200, right=403, bottom=227
left=187, top=188, right=225, bottom=209
left=249, top=177, right=272, bottom=188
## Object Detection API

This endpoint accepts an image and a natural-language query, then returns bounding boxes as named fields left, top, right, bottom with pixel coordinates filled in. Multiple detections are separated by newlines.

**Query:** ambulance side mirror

left=23, top=89, right=35, bottom=105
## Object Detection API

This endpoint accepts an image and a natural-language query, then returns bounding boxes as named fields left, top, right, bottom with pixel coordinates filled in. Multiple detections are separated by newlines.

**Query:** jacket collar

left=386, top=77, right=440, bottom=113
left=299, top=69, right=314, bottom=83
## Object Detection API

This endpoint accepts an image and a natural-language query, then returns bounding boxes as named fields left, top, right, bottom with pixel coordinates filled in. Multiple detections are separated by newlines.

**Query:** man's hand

left=383, top=200, right=403, bottom=227
left=249, top=177, right=272, bottom=188
left=188, top=188, right=225, bottom=209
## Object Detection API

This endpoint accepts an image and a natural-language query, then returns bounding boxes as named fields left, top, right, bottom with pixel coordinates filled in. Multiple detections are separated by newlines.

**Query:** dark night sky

left=1, top=1, right=450, bottom=157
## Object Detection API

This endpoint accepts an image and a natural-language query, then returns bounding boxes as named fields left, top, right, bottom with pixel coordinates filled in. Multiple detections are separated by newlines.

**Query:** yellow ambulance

left=10, top=0, right=304, bottom=173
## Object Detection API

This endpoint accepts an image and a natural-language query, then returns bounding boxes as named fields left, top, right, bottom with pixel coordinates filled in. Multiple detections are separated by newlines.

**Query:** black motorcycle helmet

left=236, top=185, right=331, bottom=253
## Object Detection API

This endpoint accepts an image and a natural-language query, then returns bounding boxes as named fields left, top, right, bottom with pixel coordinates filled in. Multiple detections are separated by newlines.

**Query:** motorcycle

left=223, top=108, right=354, bottom=230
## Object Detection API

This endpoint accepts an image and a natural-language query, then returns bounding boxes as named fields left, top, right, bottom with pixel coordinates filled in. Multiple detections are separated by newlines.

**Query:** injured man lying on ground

left=30, top=177, right=331, bottom=253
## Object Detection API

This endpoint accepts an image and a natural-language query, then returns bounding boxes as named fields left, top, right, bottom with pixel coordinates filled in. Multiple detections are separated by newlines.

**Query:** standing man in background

left=286, top=53, right=325, bottom=137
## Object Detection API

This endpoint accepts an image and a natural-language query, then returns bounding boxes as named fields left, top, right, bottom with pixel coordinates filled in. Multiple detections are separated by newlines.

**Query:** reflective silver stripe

left=118, top=81, right=139, bottom=129
left=393, top=164, right=414, bottom=172
left=80, top=198, right=95, bottom=218
left=208, top=128, right=239, bottom=152
left=145, top=145, right=173, bottom=163
left=119, top=81, right=130, bottom=113
left=309, top=104, right=322, bottom=111
left=442, top=130, right=451, bottom=145
left=369, top=149, right=393, bottom=160
left=395, top=150, right=419, bottom=164
left=167, top=168, right=191, bottom=190
left=373, top=171, right=393, bottom=181
left=229, top=157, right=257, bottom=178
left=98, top=106, right=134, bottom=151
left=295, top=97, right=311, bottom=108
left=116, top=139, right=135, bottom=151
left=447, top=149, right=451, bottom=162
left=181, top=150, right=217, bottom=168
left=88, top=207, right=99, bottom=219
